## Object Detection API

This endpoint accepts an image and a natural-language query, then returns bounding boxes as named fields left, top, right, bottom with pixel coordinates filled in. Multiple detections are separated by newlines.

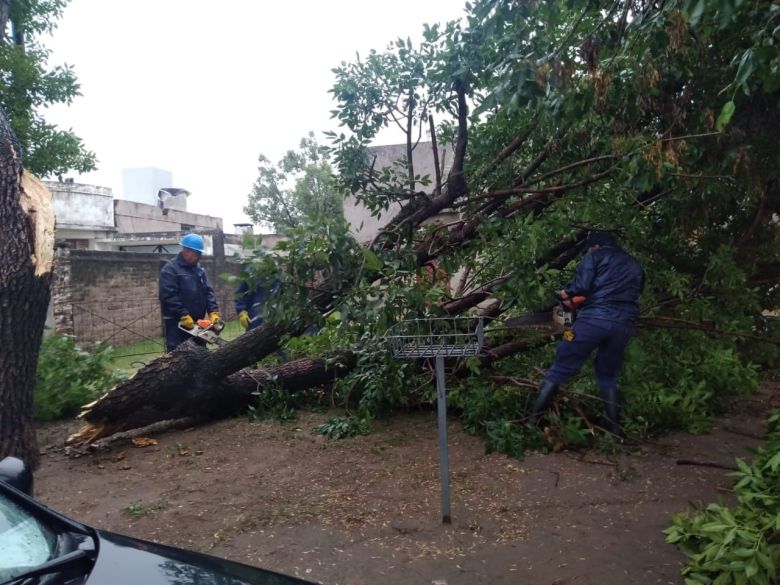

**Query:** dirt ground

left=33, top=383, right=778, bottom=585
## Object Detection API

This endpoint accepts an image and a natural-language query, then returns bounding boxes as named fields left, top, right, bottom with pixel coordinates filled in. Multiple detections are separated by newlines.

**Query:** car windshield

left=0, top=492, right=57, bottom=582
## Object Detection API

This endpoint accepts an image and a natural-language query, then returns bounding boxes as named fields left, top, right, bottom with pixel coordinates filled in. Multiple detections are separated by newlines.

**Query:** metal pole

left=435, top=355, right=451, bottom=523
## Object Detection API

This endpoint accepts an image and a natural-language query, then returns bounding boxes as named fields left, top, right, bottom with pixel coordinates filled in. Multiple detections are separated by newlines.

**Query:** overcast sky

left=43, top=0, right=467, bottom=232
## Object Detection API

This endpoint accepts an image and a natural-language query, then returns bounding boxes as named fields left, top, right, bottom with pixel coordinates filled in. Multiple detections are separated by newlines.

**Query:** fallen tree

left=68, top=346, right=358, bottom=443
left=70, top=1, right=778, bottom=446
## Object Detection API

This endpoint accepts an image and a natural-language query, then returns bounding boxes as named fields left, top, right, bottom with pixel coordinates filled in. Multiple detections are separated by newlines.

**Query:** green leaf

left=362, top=248, right=384, bottom=271
left=687, top=0, right=706, bottom=27
left=716, top=101, right=736, bottom=132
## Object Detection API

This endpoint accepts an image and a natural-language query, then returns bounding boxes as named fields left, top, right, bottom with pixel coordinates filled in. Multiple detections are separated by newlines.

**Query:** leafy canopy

left=244, top=0, right=778, bottom=456
left=0, top=0, right=96, bottom=177
left=244, top=132, right=344, bottom=234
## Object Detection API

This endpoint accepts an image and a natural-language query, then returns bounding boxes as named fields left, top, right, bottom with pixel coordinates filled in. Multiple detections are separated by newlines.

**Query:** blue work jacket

left=564, top=244, right=644, bottom=324
left=234, top=280, right=266, bottom=330
left=234, top=269, right=280, bottom=330
left=159, top=254, right=219, bottom=321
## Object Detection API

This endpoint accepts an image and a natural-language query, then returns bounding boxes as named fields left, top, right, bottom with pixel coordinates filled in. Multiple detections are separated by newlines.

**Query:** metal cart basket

left=384, top=316, right=486, bottom=523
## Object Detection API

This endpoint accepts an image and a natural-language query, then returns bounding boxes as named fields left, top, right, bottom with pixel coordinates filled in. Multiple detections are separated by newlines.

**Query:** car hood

left=87, top=530, right=310, bottom=585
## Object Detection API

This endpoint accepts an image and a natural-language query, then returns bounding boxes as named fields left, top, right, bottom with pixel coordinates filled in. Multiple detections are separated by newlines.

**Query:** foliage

left=329, top=35, right=436, bottom=198
left=243, top=0, right=778, bottom=475
left=247, top=379, right=298, bottom=422
left=0, top=0, right=96, bottom=176
left=244, top=133, right=345, bottom=234
left=317, top=415, right=372, bottom=440
left=34, top=334, right=124, bottom=421
left=665, top=411, right=780, bottom=585
left=621, top=331, right=759, bottom=436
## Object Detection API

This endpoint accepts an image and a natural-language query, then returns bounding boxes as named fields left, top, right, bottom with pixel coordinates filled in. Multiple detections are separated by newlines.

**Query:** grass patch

left=108, top=320, right=244, bottom=376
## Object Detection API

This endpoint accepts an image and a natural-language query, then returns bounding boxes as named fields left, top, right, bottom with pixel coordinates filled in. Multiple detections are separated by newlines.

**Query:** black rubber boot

left=600, top=385, right=623, bottom=438
left=529, top=380, right=560, bottom=427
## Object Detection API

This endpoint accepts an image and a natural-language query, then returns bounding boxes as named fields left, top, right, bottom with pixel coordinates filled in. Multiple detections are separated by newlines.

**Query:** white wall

left=45, top=181, right=115, bottom=231
left=343, top=142, right=453, bottom=245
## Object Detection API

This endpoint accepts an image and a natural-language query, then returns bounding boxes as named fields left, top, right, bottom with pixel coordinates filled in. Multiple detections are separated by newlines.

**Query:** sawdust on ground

left=34, top=383, right=777, bottom=585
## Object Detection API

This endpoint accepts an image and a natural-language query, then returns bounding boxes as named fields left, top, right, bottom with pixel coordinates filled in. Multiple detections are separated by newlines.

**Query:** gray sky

left=44, top=0, right=467, bottom=232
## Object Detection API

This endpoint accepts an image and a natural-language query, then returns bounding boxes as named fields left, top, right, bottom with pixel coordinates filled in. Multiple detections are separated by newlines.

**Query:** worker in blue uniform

left=234, top=264, right=279, bottom=331
left=530, top=231, right=645, bottom=436
left=159, top=233, right=222, bottom=352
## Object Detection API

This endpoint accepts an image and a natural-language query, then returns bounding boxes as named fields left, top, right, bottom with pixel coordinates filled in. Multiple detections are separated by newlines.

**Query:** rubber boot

left=600, top=385, right=623, bottom=438
left=529, top=380, right=560, bottom=428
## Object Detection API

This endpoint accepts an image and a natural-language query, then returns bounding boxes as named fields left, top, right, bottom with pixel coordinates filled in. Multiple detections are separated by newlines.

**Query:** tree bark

left=69, top=349, right=356, bottom=443
left=0, top=108, right=55, bottom=467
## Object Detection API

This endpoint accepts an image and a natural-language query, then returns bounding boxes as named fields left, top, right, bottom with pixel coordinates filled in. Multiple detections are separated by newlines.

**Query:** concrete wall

left=52, top=247, right=242, bottom=347
left=343, top=141, right=454, bottom=245
left=114, top=199, right=222, bottom=234
left=45, top=181, right=115, bottom=234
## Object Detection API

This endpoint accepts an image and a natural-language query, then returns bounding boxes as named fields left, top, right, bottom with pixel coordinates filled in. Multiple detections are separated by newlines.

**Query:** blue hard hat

left=180, top=233, right=205, bottom=253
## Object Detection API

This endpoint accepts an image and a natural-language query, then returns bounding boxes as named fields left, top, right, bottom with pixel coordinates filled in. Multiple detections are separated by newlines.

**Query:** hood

left=88, top=530, right=311, bottom=585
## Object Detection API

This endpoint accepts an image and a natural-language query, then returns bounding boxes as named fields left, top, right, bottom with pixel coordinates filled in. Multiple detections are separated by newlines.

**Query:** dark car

left=0, top=457, right=314, bottom=585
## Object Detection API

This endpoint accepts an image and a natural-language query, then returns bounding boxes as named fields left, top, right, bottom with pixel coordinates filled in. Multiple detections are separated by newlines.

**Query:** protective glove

left=208, top=311, right=224, bottom=332
left=238, top=310, right=251, bottom=331
left=179, top=314, right=195, bottom=330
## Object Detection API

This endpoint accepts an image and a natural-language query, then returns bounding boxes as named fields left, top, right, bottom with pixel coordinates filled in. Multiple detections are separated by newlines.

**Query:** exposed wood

left=0, top=109, right=54, bottom=468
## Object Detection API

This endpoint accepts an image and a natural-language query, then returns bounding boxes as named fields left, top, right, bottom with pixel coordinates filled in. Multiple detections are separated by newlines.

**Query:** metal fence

left=71, top=296, right=241, bottom=362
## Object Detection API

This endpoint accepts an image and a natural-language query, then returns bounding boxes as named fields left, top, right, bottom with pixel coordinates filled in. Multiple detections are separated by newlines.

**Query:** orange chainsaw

left=503, top=295, right=587, bottom=331
left=178, top=318, right=227, bottom=346
left=553, top=295, right=586, bottom=329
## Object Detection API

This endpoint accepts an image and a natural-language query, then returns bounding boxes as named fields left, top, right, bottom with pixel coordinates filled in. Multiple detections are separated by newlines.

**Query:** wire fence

left=71, top=296, right=242, bottom=363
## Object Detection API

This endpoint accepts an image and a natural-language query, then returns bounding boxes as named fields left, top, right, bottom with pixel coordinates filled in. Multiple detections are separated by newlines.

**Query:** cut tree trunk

left=68, top=347, right=356, bottom=443
left=0, top=110, right=55, bottom=468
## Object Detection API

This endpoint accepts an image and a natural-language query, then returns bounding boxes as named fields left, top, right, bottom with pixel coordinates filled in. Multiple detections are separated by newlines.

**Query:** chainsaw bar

left=502, top=311, right=555, bottom=328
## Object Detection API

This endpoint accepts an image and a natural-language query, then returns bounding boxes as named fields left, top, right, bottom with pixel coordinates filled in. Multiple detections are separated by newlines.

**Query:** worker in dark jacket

left=159, top=234, right=221, bottom=352
left=234, top=265, right=279, bottom=331
left=530, top=230, right=645, bottom=436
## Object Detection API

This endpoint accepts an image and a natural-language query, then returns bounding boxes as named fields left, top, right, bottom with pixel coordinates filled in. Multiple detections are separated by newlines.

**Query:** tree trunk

left=0, top=109, right=55, bottom=467
left=69, top=349, right=356, bottom=443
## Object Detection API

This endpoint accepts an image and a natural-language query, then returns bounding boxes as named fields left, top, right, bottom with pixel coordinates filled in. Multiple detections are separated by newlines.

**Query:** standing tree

left=1, top=0, right=90, bottom=466
left=0, top=0, right=95, bottom=177
left=244, top=132, right=344, bottom=234
left=0, top=106, right=54, bottom=467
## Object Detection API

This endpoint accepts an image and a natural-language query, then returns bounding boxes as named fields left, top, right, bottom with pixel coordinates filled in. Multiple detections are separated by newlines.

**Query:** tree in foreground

left=0, top=105, right=55, bottom=466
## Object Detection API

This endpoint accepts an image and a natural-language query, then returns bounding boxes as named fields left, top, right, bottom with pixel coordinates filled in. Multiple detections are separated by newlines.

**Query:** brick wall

left=52, top=247, right=242, bottom=347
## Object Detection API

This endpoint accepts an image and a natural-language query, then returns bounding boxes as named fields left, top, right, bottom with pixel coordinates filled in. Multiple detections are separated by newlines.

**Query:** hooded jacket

left=564, top=244, right=644, bottom=324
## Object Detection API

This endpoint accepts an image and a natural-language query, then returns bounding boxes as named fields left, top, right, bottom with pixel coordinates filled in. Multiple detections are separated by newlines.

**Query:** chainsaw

left=503, top=295, right=586, bottom=332
left=553, top=295, right=586, bottom=328
left=178, top=318, right=227, bottom=346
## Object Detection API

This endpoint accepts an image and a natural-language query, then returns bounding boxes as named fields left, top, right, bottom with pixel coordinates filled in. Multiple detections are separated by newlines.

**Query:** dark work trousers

left=164, top=318, right=207, bottom=352
left=545, top=317, right=634, bottom=392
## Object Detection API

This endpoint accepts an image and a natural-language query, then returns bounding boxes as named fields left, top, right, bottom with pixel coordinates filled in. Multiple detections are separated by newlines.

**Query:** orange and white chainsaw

left=553, top=295, right=586, bottom=329
left=503, top=295, right=587, bottom=332
left=178, top=318, right=227, bottom=346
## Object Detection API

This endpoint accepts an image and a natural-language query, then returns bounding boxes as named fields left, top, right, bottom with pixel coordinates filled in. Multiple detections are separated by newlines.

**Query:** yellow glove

left=238, top=310, right=251, bottom=330
left=179, top=314, right=195, bottom=330
left=208, top=311, right=224, bottom=331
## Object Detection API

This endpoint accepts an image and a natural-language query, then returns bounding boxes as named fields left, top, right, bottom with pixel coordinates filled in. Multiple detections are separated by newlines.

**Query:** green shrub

left=317, top=416, right=371, bottom=440
left=34, top=334, right=124, bottom=421
left=665, top=412, right=780, bottom=585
